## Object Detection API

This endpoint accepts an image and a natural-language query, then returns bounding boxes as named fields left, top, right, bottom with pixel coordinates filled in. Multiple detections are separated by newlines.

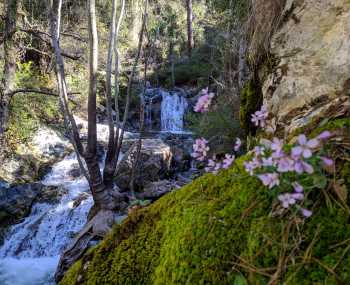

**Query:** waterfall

left=0, top=153, right=93, bottom=285
left=161, top=91, right=188, bottom=132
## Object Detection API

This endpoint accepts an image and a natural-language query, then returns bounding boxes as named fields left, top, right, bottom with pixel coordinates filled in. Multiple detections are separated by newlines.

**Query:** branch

left=9, top=88, right=79, bottom=104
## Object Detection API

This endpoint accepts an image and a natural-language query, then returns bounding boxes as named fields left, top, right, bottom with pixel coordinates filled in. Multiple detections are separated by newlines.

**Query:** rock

left=263, top=0, right=350, bottom=131
left=0, top=126, right=72, bottom=184
left=0, top=183, right=66, bottom=228
left=115, top=139, right=173, bottom=191
left=137, top=180, right=177, bottom=201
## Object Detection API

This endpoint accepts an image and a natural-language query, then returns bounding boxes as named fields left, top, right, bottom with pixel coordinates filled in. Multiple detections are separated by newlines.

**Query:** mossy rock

left=61, top=155, right=350, bottom=284
left=239, top=79, right=262, bottom=133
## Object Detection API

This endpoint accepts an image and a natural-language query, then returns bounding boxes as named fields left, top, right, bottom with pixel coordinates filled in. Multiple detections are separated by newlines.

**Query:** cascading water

left=0, top=153, right=93, bottom=285
left=160, top=90, right=188, bottom=132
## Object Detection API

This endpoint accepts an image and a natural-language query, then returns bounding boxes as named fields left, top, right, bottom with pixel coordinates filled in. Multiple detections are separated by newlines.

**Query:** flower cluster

left=244, top=130, right=333, bottom=218
left=191, top=138, right=209, bottom=161
left=193, top=87, right=215, bottom=113
left=191, top=137, right=242, bottom=174
left=251, top=105, right=268, bottom=128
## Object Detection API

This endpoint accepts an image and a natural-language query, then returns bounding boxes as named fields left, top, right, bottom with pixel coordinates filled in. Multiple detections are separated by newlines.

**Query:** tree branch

left=9, top=88, right=79, bottom=104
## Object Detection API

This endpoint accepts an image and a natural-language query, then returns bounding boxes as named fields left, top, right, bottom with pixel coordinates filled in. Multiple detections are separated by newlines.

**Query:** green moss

left=61, top=156, right=350, bottom=285
left=60, top=260, right=83, bottom=285
left=239, top=79, right=262, bottom=133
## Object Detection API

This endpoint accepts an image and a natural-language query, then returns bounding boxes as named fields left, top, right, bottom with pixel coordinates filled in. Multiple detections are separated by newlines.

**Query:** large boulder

left=262, top=0, right=350, bottom=132
left=115, top=139, right=173, bottom=191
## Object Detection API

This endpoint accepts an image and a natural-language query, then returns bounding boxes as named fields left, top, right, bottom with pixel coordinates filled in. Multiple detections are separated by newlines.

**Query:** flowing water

left=161, top=90, right=188, bottom=132
left=0, top=153, right=93, bottom=285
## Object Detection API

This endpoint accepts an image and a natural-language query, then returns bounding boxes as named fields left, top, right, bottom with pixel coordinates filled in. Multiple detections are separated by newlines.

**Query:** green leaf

left=234, top=274, right=248, bottom=285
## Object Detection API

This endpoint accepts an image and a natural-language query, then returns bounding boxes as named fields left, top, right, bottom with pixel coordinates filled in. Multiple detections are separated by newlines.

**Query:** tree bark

left=0, top=0, right=19, bottom=136
left=186, top=0, right=194, bottom=58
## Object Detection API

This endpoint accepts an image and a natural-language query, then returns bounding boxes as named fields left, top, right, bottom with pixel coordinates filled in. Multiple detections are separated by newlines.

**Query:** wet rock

left=136, top=180, right=177, bottom=201
left=0, top=183, right=66, bottom=228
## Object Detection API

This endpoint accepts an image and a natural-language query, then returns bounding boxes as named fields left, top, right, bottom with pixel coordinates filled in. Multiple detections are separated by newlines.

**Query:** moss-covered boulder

left=61, top=153, right=350, bottom=284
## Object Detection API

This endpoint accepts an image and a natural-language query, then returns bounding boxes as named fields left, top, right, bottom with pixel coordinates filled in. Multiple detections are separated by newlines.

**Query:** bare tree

left=186, top=0, right=194, bottom=58
left=0, top=0, right=19, bottom=137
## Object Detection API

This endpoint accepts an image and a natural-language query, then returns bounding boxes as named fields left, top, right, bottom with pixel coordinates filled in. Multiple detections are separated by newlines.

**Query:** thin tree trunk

left=49, top=0, right=90, bottom=184
left=0, top=0, right=19, bottom=136
left=115, top=0, right=148, bottom=157
left=186, top=0, right=194, bottom=58
left=104, top=0, right=126, bottom=183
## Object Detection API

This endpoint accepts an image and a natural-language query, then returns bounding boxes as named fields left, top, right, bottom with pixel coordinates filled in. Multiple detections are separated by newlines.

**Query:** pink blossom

left=294, top=159, right=314, bottom=174
left=301, top=208, right=312, bottom=218
left=271, top=137, right=285, bottom=159
left=292, top=182, right=304, bottom=193
left=192, top=138, right=209, bottom=161
left=278, top=193, right=297, bottom=208
left=320, top=156, right=333, bottom=166
left=205, top=158, right=216, bottom=173
left=222, top=154, right=235, bottom=169
left=234, top=138, right=242, bottom=152
left=193, top=88, right=215, bottom=113
left=251, top=105, right=268, bottom=128
left=292, top=134, right=319, bottom=159
left=291, top=193, right=304, bottom=201
left=257, top=173, right=280, bottom=189
left=317, top=130, right=332, bottom=140
left=253, top=146, right=265, bottom=156
left=277, top=157, right=295, bottom=173
left=262, top=157, right=275, bottom=167
left=244, top=157, right=262, bottom=175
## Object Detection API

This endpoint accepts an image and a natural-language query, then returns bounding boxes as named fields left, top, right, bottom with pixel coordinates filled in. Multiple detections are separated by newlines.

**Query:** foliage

left=187, top=93, right=240, bottom=154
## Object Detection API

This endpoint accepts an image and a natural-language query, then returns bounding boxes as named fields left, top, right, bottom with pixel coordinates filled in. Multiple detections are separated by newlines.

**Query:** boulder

left=262, top=0, right=350, bottom=132
left=0, top=183, right=66, bottom=228
left=115, top=139, right=172, bottom=191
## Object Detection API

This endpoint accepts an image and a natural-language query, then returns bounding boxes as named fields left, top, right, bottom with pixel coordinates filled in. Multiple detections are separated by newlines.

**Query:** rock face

left=263, top=0, right=350, bottom=132
left=115, top=139, right=173, bottom=191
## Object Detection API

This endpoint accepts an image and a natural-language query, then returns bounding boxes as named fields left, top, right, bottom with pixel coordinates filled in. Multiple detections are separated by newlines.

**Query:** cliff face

left=262, top=0, right=350, bottom=132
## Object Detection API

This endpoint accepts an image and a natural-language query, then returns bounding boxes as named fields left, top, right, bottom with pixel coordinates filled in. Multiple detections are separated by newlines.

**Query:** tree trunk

left=0, top=0, right=19, bottom=136
left=186, top=0, right=194, bottom=58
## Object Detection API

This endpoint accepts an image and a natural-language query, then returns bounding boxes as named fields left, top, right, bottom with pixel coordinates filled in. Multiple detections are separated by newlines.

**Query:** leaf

left=313, top=175, right=328, bottom=189
left=333, top=181, right=347, bottom=204
left=234, top=274, right=248, bottom=285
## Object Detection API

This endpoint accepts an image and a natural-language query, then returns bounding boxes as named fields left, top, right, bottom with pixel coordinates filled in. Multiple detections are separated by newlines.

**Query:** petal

left=302, top=148, right=312, bottom=158
left=298, top=134, right=307, bottom=145
left=306, top=138, right=319, bottom=149
left=292, top=146, right=303, bottom=157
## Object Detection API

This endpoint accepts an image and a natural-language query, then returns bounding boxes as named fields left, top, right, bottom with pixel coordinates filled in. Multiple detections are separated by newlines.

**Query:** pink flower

left=301, top=208, right=312, bottom=218
left=262, top=157, right=275, bottom=167
left=222, top=154, right=235, bottom=169
left=294, top=159, right=314, bottom=174
left=292, top=134, right=319, bottom=159
left=320, top=156, right=333, bottom=166
left=257, top=173, right=280, bottom=189
left=251, top=105, right=268, bottom=128
left=192, top=138, right=209, bottom=161
left=253, top=146, right=265, bottom=156
left=292, top=182, right=304, bottom=193
left=278, top=193, right=297, bottom=208
left=271, top=137, right=285, bottom=159
left=244, top=157, right=262, bottom=175
left=193, top=88, right=215, bottom=113
left=317, top=131, right=332, bottom=140
left=291, top=193, right=304, bottom=201
left=234, top=138, right=242, bottom=152
left=277, top=157, right=295, bottom=172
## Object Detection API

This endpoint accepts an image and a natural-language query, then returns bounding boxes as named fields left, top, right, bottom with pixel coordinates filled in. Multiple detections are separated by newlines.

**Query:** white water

left=0, top=153, right=93, bottom=284
left=161, top=91, right=188, bottom=132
